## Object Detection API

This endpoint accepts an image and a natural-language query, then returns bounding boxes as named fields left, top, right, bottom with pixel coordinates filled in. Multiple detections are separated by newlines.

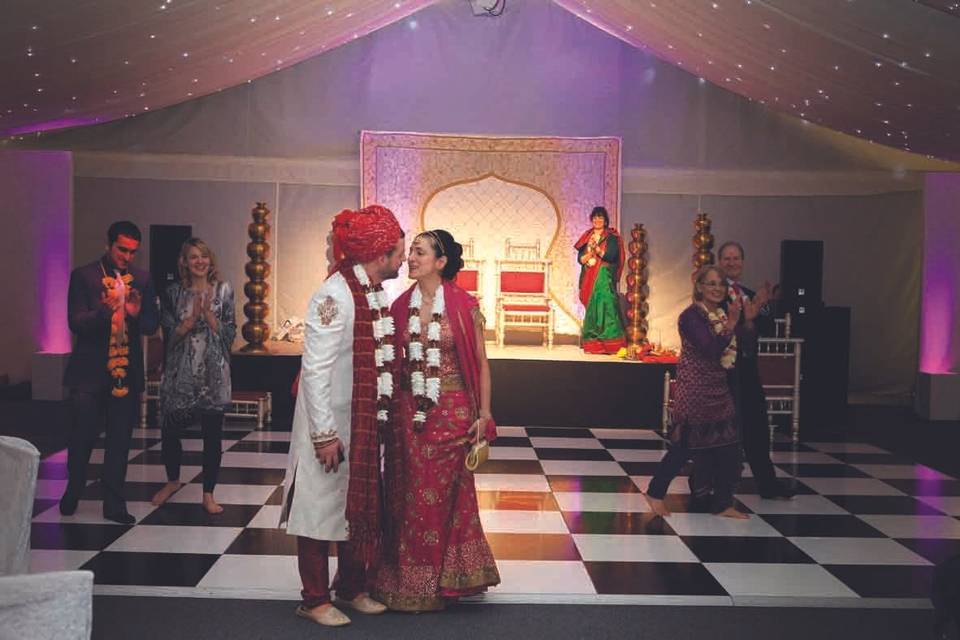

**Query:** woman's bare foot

left=151, top=481, right=183, bottom=506
left=202, top=492, right=224, bottom=514
left=716, top=506, right=749, bottom=520
left=643, top=493, right=672, bottom=517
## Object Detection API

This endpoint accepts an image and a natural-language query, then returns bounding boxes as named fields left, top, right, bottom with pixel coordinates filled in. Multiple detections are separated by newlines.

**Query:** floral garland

left=700, top=303, right=738, bottom=370
left=407, top=284, right=444, bottom=427
left=353, top=263, right=395, bottom=426
left=585, top=230, right=603, bottom=267
left=101, top=267, right=134, bottom=397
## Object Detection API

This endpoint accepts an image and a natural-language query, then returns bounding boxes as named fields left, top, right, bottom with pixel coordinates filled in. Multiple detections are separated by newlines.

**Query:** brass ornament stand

left=240, top=202, right=271, bottom=353
left=693, top=212, right=715, bottom=270
left=624, top=223, right=649, bottom=357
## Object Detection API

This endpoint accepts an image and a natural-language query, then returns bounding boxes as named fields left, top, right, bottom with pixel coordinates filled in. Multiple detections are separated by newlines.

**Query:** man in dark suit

left=718, top=241, right=795, bottom=500
left=60, top=221, right=159, bottom=523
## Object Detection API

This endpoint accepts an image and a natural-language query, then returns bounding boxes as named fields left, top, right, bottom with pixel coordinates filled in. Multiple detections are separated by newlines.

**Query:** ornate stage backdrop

left=360, top=131, right=621, bottom=335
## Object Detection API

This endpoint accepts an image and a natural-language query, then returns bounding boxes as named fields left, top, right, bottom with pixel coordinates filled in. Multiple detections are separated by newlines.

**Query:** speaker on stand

left=780, top=240, right=823, bottom=320
left=778, top=240, right=849, bottom=435
left=150, top=225, right=193, bottom=297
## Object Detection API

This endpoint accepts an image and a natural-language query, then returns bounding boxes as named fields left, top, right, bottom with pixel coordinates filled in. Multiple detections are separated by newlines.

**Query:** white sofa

left=0, top=436, right=93, bottom=640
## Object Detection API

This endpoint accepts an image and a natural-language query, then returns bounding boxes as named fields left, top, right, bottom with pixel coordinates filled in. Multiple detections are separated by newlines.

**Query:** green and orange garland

left=102, top=270, right=133, bottom=397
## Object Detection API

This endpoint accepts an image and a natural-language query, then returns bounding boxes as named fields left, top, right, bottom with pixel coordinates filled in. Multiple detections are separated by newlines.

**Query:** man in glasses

left=718, top=241, right=796, bottom=500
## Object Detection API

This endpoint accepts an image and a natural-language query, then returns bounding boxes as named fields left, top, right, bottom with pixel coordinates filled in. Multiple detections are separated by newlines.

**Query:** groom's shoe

left=295, top=604, right=351, bottom=627
left=337, top=594, right=387, bottom=615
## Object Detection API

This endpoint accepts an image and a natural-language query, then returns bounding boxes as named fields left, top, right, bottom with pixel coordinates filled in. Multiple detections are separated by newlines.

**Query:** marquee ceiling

left=2, top=0, right=959, bottom=161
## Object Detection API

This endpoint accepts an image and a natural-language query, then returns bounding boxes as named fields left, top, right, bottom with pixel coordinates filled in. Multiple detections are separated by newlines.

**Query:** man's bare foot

left=643, top=493, right=672, bottom=517
left=151, top=481, right=183, bottom=506
left=202, top=492, right=224, bottom=514
left=716, top=506, right=749, bottom=520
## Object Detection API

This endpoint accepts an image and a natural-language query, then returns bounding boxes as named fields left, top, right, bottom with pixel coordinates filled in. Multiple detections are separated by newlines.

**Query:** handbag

left=465, top=438, right=490, bottom=471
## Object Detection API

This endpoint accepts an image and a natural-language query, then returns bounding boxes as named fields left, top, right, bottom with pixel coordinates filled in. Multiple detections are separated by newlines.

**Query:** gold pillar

left=693, top=212, right=715, bottom=271
left=240, top=202, right=271, bottom=353
left=624, top=224, right=649, bottom=353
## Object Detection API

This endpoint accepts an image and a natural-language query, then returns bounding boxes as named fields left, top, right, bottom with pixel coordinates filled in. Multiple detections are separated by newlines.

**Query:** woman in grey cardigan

left=152, top=238, right=236, bottom=514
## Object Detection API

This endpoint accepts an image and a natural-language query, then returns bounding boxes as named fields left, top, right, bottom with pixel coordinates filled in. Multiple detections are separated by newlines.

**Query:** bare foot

left=716, top=506, right=749, bottom=520
left=202, top=492, right=224, bottom=514
left=151, top=481, right=183, bottom=506
left=643, top=493, right=672, bottom=518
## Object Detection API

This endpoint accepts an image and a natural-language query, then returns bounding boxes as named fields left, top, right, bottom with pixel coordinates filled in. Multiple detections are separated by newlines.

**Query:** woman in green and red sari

left=575, top=206, right=626, bottom=354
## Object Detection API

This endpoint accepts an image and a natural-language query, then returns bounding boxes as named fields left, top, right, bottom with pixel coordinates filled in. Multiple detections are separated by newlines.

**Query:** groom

left=281, top=205, right=404, bottom=627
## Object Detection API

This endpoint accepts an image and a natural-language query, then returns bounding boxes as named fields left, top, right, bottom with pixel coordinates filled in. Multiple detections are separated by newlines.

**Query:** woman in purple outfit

left=644, top=264, right=754, bottom=519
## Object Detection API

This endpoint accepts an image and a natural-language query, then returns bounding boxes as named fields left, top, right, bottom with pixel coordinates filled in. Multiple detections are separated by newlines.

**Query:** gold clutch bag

left=465, top=439, right=490, bottom=471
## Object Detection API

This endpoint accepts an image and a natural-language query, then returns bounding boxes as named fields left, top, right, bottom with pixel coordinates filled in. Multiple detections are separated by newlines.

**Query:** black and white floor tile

left=28, top=423, right=952, bottom=606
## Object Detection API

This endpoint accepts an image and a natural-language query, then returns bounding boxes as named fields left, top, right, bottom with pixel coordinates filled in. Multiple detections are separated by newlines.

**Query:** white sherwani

left=281, top=272, right=355, bottom=541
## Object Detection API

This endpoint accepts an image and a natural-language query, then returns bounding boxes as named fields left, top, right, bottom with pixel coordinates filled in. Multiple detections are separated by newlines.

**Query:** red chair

left=454, top=261, right=483, bottom=299
left=495, top=257, right=554, bottom=348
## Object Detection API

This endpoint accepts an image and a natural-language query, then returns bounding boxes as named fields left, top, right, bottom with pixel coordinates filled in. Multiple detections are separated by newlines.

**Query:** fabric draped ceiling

left=3, top=0, right=960, bottom=162
left=4, top=0, right=938, bottom=399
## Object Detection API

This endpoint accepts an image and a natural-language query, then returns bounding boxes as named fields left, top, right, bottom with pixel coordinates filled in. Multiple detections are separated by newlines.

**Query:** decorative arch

left=361, top=131, right=621, bottom=337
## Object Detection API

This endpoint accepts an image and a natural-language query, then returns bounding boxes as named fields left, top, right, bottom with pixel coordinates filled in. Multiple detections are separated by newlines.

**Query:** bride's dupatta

left=391, top=280, right=497, bottom=442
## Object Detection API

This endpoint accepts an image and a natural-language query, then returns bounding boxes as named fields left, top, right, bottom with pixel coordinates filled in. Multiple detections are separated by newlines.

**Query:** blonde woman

left=152, top=238, right=236, bottom=514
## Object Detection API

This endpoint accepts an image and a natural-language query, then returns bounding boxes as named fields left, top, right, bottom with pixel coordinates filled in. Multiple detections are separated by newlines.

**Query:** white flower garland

left=353, top=263, right=395, bottom=423
left=700, top=303, right=738, bottom=370
left=408, top=284, right=444, bottom=426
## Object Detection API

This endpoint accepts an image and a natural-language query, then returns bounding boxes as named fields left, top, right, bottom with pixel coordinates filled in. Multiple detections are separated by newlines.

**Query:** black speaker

left=780, top=240, right=824, bottom=317
left=150, top=225, right=192, bottom=295
left=795, top=306, right=851, bottom=431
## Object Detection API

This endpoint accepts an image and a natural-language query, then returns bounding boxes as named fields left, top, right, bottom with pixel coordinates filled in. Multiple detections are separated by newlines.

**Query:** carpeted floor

left=91, top=596, right=936, bottom=640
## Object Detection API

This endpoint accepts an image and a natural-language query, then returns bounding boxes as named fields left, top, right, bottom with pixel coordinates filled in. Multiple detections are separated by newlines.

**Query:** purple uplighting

left=920, top=174, right=960, bottom=374
left=19, top=151, right=73, bottom=353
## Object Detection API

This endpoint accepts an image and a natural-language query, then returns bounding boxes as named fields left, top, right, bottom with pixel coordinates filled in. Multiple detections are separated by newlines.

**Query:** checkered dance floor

left=29, top=423, right=958, bottom=606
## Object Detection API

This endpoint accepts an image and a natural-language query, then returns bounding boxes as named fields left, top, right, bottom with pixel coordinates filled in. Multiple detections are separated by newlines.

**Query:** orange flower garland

left=101, top=270, right=134, bottom=397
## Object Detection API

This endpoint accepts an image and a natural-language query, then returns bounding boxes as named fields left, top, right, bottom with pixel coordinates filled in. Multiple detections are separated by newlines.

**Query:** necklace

left=698, top=302, right=738, bottom=370
left=353, top=264, right=395, bottom=424
left=408, top=283, right=444, bottom=427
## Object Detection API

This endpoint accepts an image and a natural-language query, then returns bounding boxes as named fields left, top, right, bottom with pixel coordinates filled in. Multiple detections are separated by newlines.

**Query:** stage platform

left=232, top=342, right=674, bottom=429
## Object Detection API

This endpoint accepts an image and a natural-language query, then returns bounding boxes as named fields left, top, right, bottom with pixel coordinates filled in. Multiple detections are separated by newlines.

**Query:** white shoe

left=337, top=594, right=387, bottom=615
left=295, top=604, right=351, bottom=626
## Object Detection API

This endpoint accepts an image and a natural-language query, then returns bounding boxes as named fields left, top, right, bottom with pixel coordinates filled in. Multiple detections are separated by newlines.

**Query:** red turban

left=331, top=205, right=403, bottom=266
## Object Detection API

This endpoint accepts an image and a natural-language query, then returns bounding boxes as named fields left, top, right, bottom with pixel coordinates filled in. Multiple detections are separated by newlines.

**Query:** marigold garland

left=101, top=268, right=134, bottom=397
left=700, top=303, right=737, bottom=370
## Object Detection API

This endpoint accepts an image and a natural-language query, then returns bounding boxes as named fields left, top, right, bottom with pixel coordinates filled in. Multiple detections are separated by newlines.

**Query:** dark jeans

left=297, top=537, right=367, bottom=608
left=649, top=441, right=742, bottom=513
left=64, top=389, right=137, bottom=514
left=161, top=411, right=224, bottom=493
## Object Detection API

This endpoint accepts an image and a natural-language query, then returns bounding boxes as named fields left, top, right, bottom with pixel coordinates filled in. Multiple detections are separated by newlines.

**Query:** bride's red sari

left=373, top=280, right=500, bottom=611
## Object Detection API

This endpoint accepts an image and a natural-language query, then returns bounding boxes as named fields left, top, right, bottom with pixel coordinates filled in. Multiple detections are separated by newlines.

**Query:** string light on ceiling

left=2, top=0, right=959, bottom=159
left=550, top=0, right=958, bottom=158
